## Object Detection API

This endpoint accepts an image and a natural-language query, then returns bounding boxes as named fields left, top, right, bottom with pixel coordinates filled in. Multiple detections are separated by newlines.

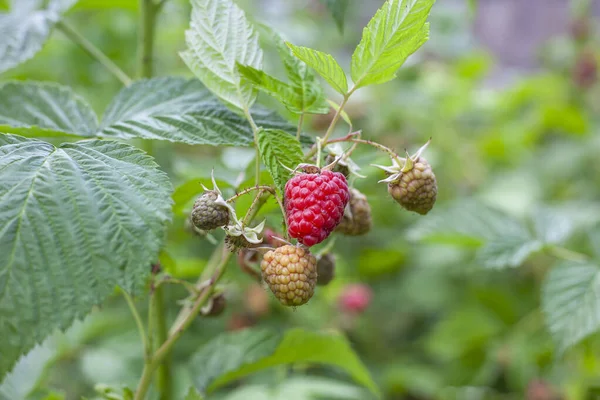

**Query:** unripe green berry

left=388, top=157, right=437, bottom=215
left=316, top=253, right=335, bottom=286
left=336, top=188, right=372, bottom=236
left=191, top=191, right=229, bottom=230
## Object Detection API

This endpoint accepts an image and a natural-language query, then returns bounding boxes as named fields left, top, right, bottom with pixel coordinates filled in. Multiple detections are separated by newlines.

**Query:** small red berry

left=284, top=168, right=350, bottom=247
left=573, top=51, right=597, bottom=89
left=338, top=284, right=372, bottom=314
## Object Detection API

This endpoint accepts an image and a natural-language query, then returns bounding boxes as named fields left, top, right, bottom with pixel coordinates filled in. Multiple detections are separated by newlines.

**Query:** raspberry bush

left=2, top=0, right=596, bottom=398
left=0, top=0, right=439, bottom=396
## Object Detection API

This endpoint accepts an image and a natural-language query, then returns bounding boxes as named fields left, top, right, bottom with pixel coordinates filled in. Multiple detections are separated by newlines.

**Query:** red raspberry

left=284, top=169, right=350, bottom=247
left=338, top=284, right=372, bottom=314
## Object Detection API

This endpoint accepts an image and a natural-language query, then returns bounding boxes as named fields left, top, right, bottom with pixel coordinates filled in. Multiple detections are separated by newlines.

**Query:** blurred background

left=2, top=0, right=600, bottom=399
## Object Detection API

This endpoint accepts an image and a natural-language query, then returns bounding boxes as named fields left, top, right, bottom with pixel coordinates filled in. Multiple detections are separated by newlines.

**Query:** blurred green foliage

left=2, top=0, right=600, bottom=399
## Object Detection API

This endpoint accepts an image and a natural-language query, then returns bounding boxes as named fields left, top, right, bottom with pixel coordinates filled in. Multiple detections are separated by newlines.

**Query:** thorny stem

left=226, top=185, right=276, bottom=203
left=55, top=20, right=132, bottom=86
left=319, top=131, right=405, bottom=165
left=242, top=189, right=267, bottom=226
left=120, top=289, right=149, bottom=358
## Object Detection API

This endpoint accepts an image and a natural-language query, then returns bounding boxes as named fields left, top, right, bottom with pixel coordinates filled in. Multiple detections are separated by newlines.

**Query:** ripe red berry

left=284, top=169, right=349, bottom=247
left=338, top=284, right=372, bottom=314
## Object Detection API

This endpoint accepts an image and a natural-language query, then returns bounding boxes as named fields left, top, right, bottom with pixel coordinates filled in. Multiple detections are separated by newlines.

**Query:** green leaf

left=532, top=207, right=573, bottom=245
left=251, top=27, right=329, bottom=114
left=99, top=77, right=261, bottom=145
left=286, top=43, right=348, bottom=95
left=190, top=329, right=281, bottom=394
left=476, top=234, right=542, bottom=269
left=0, top=79, right=295, bottom=145
left=220, top=377, right=370, bottom=400
left=180, top=0, right=263, bottom=110
left=319, top=0, right=349, bottom=33
left=407, top=200, right=526, bottom=246
left=0, top=81, right=98, bottom=137
left=350, top=0, right=434, bottom=88
left=274, top=35, right=330, bottom=115
left=589, top=225, right=600, bottom=259
left=409, top=200, right=544, bottom=269
left=189, top=328, right=380, bottom=397
left=257, top=129, right=304, bottom=194
left=0, top=0, right=76, bottom=73
left=0, top=340, right=54, bottom=400
left=184, top=387, right=204, bottom=400
left=542, top=262, right=600, bottom=350
left=476, top=206, right=579, bottom=269
left=72, top=0, right=137, bottom=10
left=237, top=64, right=329, bottom=115
left=0, top=134, right=172, bottom=380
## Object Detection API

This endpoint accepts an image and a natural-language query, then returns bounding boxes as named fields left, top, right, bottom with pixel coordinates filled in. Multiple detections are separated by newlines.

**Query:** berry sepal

left=372, top=139, right=431, bottom=184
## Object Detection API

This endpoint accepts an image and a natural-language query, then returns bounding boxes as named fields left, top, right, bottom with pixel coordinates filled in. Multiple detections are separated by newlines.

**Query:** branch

left=120, top=288, right=149, bottom=358
left=56, top=20, right=132, bottom=86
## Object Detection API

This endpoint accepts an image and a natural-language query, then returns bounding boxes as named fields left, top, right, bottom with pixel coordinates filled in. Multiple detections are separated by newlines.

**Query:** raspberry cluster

left=284, top=169, right=349, bottom=247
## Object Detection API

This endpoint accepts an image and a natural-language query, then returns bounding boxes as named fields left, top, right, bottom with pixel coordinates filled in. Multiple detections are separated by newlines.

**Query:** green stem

left=154, top=287, right=171, bottom=400
left=134, top=249, right=232, bottom=400
left=121, top=289, right=149, bottom=357
left=56, top=20, right=132, bottom=86
left=547, top=246, right=589, bottom=262
left=137, top=0, right=161, bottom=78
left=296, top=113, right=304, bottom=140
left=321, top=94, right=350, bottom=144
left=134, top=1, right=167, bottom=398
left=242, top=107, right=262, bottom=188
left=134, top=192, right=270, bottom=400
left=305, top=89, right=355, bottom=160
left=226, top=185, right=275, bottom=203
left=350, top=138, right=404, bottom=165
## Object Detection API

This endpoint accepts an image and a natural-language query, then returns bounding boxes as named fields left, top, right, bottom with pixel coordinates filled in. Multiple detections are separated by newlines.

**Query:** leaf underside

left=0, top=0, right=77, bottom=74
left=543, top=262, right=600, bottom=350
